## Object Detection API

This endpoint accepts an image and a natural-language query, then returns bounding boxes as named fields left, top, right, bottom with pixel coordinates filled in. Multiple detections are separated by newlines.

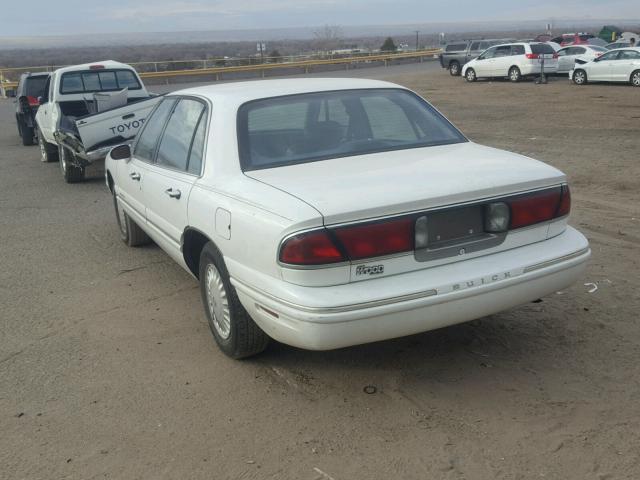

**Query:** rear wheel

left=199, top=242, right=269, bottom=359
left=112, top=189, right=150, bottom=247
left=21, top=123, right=34, bottom=146
left=38, top=128, right=58, bottom=162
left=509, top=66, right=522, bottom=82
left=449, top=61, right=461, bottom=76
left=631, top=70, right=640, bottom=87
left=58, top=145, right=85, bottom=183
left=465, top=68, right=477, bottom=82
left=573, top=69, right=587, bottom=85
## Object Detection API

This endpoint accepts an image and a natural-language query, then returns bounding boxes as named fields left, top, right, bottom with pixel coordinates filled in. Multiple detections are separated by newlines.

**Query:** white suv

left=462, top=43, right=558, bottom=82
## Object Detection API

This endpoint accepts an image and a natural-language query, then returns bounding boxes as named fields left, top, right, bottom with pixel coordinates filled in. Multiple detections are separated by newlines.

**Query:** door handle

left=129, top=172, right=141, bottom=181
left=122, top=113, right=135, bottom=120
left=165, top=188, right=181, bottom=199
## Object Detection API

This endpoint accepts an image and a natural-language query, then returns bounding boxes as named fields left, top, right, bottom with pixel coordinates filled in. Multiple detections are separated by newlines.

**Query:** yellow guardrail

left=1, top=49, right=441, bottom=94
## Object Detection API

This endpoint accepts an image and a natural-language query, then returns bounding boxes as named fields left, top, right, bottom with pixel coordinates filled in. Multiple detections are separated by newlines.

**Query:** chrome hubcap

left=575, top=72, right=585, bottom=83
left=467, top=71, right=474, bottom=80
left=205, top=264, right=231, bottom=339
left=39, top=137, right=47, bottom=161
left=633, top=73, right=640, bottom=86
left=60, top=148, right=67, bottom=174
left=510, top=69, right=519, bottom=80
left=115, top=196, right=127, bottom=236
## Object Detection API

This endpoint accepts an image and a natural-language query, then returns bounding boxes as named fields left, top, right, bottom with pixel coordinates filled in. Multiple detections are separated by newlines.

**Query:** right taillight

left=526, top=53, right=539, bottom=59
left=508, top=185, right=570, bottom=229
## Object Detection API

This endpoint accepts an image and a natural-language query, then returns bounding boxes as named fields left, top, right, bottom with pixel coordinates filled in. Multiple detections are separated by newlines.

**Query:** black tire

left=449, top=61, right=461, bottom=76
left=199, top=242, right=269, bottom=359
left=509, top=66, right=521, bottom=83
left=58, top=145, right=85, bottom=183
left=465, top=68, right=477, bottom=82
left=573, top=69, right=587, bottom=85
left=631, top=70, right=640, bottom=87
left=21, top=123, right=34, bottom=146
left=112, top=189, right=151, bottom=247
left=38, top=128, right=59, bottom=162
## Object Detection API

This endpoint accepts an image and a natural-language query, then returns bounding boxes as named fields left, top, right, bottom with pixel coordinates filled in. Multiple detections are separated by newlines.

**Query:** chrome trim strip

left=232, top=278, right=437, bottom=314
left=523, top=247, right=590, bottom=273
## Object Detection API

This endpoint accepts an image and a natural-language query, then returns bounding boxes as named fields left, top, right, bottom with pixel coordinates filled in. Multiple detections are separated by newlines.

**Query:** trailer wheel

left=38, top=128, right=59, bottom=162
left=58, top=145, right=85, bottom=183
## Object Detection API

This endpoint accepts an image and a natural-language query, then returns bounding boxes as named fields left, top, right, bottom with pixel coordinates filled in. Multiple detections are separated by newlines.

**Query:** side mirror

left=110, top=144, right=131, bottom=161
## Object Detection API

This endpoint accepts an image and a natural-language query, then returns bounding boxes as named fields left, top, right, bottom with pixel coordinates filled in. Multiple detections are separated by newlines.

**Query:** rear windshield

left=60, top=69, right=142, bottom=94
left=590, top=46, right=607, bottom=52
left=237, top=89, right=467, bottom=171
left=24, top=76, right=48, bottom=97
left=445, top=43, right=467, bottom=52
left=531, top=44, right=556, bottom=54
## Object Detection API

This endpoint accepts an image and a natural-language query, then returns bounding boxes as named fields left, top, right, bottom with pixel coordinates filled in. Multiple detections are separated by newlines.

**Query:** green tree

left=380, top=37, right=397, bottom=52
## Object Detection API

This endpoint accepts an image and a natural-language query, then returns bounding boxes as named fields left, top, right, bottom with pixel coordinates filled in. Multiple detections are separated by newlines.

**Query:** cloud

left=105, top=0, right=340, bottom=20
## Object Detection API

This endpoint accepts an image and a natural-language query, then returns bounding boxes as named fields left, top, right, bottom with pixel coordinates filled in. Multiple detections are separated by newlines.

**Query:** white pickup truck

left=35, top=60, right=161, bottom=183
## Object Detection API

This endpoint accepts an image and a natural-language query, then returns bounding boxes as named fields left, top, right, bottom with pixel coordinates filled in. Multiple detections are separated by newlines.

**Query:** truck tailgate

left=75, top=96, right=162, bottom=152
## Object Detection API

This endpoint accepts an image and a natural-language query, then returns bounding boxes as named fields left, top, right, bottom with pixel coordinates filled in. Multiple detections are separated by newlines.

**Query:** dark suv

left=439, top=39, right=513, bottom=76
left=15, top=72, right=50, bottom=146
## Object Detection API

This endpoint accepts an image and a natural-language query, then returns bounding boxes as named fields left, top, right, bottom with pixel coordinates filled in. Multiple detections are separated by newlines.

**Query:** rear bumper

left=231, top=227, right=590, bottom=350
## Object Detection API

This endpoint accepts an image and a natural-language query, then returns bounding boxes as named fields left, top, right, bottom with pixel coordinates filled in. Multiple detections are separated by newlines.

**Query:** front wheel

left=509, top=66, right=521, bottom=82
left=38, top=128, right=59, bottom=162
left=573, top=69, right=587, bottom=85
left=199, top=242, right=269, bottom=359
left=58, top=145, right=85, bottom=183
left=465, top=68, right=477, bottom=82
left=449, top=61, right=461, bottom=76
left=631, top=70, right=640, bottom=87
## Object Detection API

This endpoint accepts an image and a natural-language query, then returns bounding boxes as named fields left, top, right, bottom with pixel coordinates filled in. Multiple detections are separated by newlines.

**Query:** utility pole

left=415, top=30, right=420, bottom=51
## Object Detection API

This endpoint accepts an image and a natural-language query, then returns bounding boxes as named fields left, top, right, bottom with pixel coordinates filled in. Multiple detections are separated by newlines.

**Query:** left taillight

left=27, top=96, right=39, bottom=107
left=279, top=230, right=345, bottom=266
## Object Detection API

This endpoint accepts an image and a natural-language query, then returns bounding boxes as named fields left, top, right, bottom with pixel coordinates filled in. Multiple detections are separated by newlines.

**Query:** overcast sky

left=4, top=0, right=639, bottom=36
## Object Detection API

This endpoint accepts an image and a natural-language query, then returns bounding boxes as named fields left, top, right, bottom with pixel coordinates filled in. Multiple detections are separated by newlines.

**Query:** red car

left=552, top=33, right=595, bottom=46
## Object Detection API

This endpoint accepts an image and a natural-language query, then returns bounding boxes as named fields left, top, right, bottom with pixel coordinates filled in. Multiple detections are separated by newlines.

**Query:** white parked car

left=556, top=45, right=608, bottom=74
left=462, top=43, right=558, bottom=82
left=105, top=78, right=590, bottom=358
left=571, top=48, right=640, bottom=86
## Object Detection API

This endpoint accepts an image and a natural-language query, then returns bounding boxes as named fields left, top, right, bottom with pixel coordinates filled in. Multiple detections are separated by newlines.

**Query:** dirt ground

left=1, top=63, right=639, bottom=480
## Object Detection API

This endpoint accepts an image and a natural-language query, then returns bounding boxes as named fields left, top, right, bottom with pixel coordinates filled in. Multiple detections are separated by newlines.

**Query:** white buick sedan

left=105, top=78, right=590, bottom=358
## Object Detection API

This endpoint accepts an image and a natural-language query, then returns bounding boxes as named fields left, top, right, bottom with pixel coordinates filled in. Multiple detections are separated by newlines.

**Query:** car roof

left=20, top=72, right=50, bottom=79
left=173, top=78, right=406, bottom=104
left=608, top=46, right=640, bottom=52
left=53, top=60, right=136, bottom=75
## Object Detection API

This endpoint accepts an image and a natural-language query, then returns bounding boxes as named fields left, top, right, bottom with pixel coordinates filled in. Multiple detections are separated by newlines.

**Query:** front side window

left=479, top=47, right=497, bottom=59
left=238, top=89, right=467, bottom=171
left=156, top=98, right=206, bottom=172
left=470, top=42, right=481, bottom=51
left=60, top=69, right=142, bottom=94
left=557, top=48, right=568, bottom=57
left=599, top=51, right=620, bottom=61
left=494, top=46, right=512, bottom=57
left=133, top=98, right=176, bottom=162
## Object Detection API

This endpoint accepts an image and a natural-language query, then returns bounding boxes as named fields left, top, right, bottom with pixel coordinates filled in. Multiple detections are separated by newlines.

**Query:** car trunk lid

left=245, top=142, right=566, bottom=225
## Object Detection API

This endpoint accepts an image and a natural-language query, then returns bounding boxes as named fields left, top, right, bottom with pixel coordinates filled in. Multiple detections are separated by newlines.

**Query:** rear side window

left=531, top=44, right=556, bottom=55
left=156, top=98, right=206, bottom=172
left=600, top=51, right=620, bottom=61
left=134, top=98, right=176, bottom=162
left=511, top=45, right=525, bottom=55
left=445, top=43, right=466, bottom=52
left=619, top=50, right=640, bottom=60
left=60, top=69, right=142, bottom=94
